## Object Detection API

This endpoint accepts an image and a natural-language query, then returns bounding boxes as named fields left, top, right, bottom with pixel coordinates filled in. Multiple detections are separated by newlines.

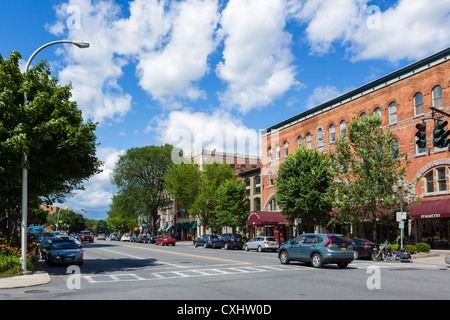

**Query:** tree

left=110, top=144, right=174, bottom=234
left=275, top=146, right=333, bottom=229
left=190, top=162, right=235, bottom=234
left=0, top=51, right=102, bottom=234
left=163, top=159, right=201, bottom=211
left=330, top=113, right=411, bottom=239
left=216, top=180, right=249, bottom=233
left=46, top=208, right=85, bottom=232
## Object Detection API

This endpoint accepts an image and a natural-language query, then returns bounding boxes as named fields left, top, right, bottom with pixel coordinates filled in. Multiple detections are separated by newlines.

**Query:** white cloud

left=148, top=109, right=261, bottom=156
left=136, top=0, right=220, bottom=102
left=55, top=146, right=124, bottom=217
left=306, top=85, right=342, bottom=108
left=216, top=0, right=301, bottom=113
left=291, top=0, right=450, bottom=63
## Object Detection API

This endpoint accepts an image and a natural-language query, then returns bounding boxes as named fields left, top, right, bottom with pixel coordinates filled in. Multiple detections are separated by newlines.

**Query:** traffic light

left=415, top=122, right=427, bottom=148
left=433, top=120, right=450, bottom=148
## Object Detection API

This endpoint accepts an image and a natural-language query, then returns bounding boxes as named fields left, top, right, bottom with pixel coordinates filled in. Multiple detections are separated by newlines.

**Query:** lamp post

left=20, top=40, right=89, bottom=272
left=392, top=178, right=409, bottom=250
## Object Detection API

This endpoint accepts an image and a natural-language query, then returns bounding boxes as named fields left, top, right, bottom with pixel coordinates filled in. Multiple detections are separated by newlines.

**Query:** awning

left=409, top=199, right=450, bottom=219
left=246, top=211, right=288, bottom=227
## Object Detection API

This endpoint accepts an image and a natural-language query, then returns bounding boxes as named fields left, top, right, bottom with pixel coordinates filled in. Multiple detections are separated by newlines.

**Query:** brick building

left=261, top=47, right=450, bottom=248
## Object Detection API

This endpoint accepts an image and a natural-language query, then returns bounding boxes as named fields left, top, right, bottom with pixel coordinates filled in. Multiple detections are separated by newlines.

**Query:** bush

left=389, top=243, right=399, bottom=251
left=405, top=244, right=416, bottom=253
left=415, top=242, right=431, bottom=253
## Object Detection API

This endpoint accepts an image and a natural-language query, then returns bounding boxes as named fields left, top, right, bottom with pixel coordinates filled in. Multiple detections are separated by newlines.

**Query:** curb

left=0, top=271, right=51, bottom=289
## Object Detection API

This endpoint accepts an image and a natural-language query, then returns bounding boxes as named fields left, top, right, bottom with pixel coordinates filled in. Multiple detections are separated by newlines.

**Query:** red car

left=155, top=236, right=176, bottom=246
left=78, top=231, right=94, bottom=243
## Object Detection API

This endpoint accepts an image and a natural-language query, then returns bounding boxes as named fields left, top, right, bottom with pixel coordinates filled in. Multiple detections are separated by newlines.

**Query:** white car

left=121, top=234, right=131, bottom=242
left=244, top=236, right=279, bottom=252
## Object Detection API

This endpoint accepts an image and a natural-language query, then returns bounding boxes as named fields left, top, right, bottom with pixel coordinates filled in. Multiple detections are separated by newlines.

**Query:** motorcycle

left=371, top=240, right=412, bottom=263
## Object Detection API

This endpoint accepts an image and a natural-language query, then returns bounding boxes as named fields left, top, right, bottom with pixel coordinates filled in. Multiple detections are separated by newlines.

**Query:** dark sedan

left=194, top=234, right=218, bottom=248
left=351, top=238, right=379, bottom=260
left=212, top=233, right=244, bottom=250
left=42, top=239, right=83, bottom=266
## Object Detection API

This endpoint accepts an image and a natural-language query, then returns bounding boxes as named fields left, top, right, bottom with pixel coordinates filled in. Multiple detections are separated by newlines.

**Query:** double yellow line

left=124, top=244, right=252, bottom=265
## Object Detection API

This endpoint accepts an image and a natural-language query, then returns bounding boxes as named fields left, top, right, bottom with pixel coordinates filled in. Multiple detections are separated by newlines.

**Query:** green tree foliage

left=216, top=180, right=249, bottom=233
left=330, top=114, right=410, bottom=235
left=0, top=51, right=102, bottom=233
left=110, top=144, right=174, bottom=233
left=164, top=159, right=201, bottom=211
left=46, top=208, right=85, bottom=232
left=275, top=146, right=333, bottom=228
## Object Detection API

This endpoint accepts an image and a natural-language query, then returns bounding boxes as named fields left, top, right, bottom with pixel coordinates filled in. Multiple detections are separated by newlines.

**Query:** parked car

left=194, top=234, right=218, bottom=248
left=144, top=235, right=157, bottom=244
left=351, top=238, right=379, bottom=260
left=57, top=235, right=83, bottom=248
left=278, top=233, right=353, bottom=268
left=213, top=233, right=244, bottom=250
left=130, top=234, right=138, bottom=242
left=110, top=233, right=120, bottom=241
left=121, top=234, right=131, bottom=242
left=42, top=239, right=83, bottom=266
left=155, top=236, right=176, bottom=246
left=136, top=234, right=147, bottom=243
left=97, top=233, right=106, bottom=240
left=446, top=253, right=450, bottom=264
left=244, top=236, right=278, bottom=252
left=78, top=231, right=94, bottom=243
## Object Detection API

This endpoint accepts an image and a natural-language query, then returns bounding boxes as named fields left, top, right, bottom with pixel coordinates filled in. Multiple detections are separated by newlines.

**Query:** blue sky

left=1, top=0, right=450, bottom=220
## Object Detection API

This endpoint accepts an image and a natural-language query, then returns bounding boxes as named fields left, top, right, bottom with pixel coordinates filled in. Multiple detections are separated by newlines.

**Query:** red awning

left=247, top=211, right=288, bottom=226
left=409, top=199, right=450, bottom=219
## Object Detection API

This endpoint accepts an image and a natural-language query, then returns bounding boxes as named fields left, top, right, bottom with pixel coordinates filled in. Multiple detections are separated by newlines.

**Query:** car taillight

left=324, top=235, right=332, bottom=247
left=363, top=245, right=371, bottom=250
left=264, top=241, right=269, bottom=244
left=229, top=238, right=234, bottom=241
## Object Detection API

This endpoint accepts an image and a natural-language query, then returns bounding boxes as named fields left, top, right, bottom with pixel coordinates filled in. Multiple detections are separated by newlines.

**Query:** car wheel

left=195, top=243, right=198, bottom=248
left=279, top=251, right=290, bottom=264
left=172, top=243, right=175, bottom=246
left=311, top=253, right=323, bottom=268
left=337, top=262, right=348, bottom=268
left=353, top=250, right=359, bottom=260
left=244, top=244, right=249, bottom=251
left=224, top=243, right=229, bottom=250
left=204, top=243, right=207, bottom=248
left=257, top=245, right=262, bottom=252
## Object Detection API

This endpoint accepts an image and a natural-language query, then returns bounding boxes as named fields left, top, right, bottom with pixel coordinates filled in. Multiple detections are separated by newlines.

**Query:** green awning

left=192, top=221, right=197, bottom=229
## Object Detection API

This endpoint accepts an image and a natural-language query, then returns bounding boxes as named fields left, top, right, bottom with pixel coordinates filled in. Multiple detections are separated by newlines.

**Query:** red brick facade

left=261, top=48, right=450, bottom=247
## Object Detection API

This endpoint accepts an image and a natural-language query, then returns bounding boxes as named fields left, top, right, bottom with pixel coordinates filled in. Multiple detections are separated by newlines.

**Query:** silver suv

left=244, top=236, right=278, bottom=252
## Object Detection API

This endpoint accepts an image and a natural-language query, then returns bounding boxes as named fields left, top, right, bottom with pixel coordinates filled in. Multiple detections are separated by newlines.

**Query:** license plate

left=271, top=244, right=275, bottom=246
left=341, top=247, right=346, bottom=250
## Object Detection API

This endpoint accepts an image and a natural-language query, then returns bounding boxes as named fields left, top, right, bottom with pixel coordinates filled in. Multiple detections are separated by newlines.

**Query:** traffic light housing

left=415, top=122, right=427, bottom=148
left=433, top=120, right=450, bottom=148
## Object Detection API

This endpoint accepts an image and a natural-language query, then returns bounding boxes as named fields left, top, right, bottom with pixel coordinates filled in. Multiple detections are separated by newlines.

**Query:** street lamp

left=392, top=178, right=409, bottom=250
left=20, top=40, right=89, bottom=272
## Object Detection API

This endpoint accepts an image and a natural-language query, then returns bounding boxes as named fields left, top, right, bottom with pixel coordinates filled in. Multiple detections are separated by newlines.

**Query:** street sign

left=399, top=221, right=404, bottom=229
left=396, top=212, right=407, bottom=221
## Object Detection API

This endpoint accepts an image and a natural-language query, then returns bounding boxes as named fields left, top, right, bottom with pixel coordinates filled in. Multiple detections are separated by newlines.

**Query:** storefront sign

left=420, top=213, right=441, bottom=219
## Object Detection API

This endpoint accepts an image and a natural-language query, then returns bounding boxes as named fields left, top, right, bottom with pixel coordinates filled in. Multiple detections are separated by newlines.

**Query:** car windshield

left=81, top=231, right=91, bottom=235
left=51, top=241, right=78, bottom=249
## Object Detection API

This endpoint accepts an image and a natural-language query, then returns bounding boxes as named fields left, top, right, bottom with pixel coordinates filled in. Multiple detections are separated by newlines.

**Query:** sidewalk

left=0, top=271, right=51, bottom=289
left=411, top=249, right=450, bottom=267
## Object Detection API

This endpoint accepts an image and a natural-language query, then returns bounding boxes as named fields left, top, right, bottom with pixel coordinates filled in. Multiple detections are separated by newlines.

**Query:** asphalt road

left=1, top=239, right=449, bottom=303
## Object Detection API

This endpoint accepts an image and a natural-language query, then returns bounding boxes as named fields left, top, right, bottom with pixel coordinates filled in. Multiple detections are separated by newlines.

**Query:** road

left=1, top=239, right=449, bottom=303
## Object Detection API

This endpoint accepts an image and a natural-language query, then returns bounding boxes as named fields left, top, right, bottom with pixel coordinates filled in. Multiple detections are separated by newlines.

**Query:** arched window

left=340, top=120, right=346, bottom=138
left=373, top=107, right=381, bottom=117
left=306, top=133, right=312, bottom=149
left=284, top=141, right=289, bottom=157
left=414, top=92, right=424, bottom=116
left=268, top=147, right=272, bottom=161
left=269, top=172, right=274, bottom=186
left=254, top=176, right=261, bottom=194
left=276, top=144, right=280, bottom=159
left=360, top=112, right=366, bottom=119
left=389, top=102, right=397, bottom=124
left=297, top=136, right=302, bottom=148
left=241, top=165, right=246, bottom=172
left=254, top=197, right=261, bottom=211
left=329, top=124, right=335, bottom=143
left=316, top=127, right=324, bottom=148
left=432, top=85, right=443, bottom=108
